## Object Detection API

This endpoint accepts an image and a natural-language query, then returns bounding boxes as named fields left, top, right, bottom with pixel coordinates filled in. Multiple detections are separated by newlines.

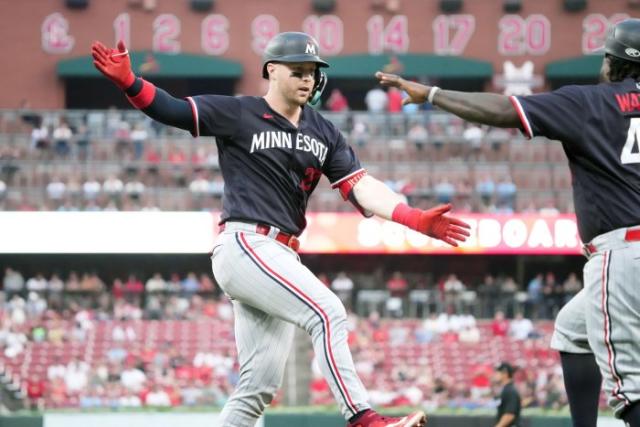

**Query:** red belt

left=583, top=228, right=640, bottom=256
left=220, top=222, right=300, bottom=252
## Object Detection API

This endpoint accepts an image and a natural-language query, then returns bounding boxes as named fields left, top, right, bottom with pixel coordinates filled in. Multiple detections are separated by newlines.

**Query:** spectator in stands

left=7, top=294, right=26, bottom=325
left=386, top=271, right=408, bottom=298
left=26, top=273, right=48, bottom=294
left=326, top=88, right=349, bottom=112
left=74, top=123, right=91, bottom=160
left=491, top=310, right=509, bottom=337
left=181, top=272, right=200, bottom=296
left=189, top=171, right=210, bottom=198
left=30, top=120, right=50, bottom=156
left=124, top=178, right=145, bottom=201
left=365, top=86, right=388, bottom=113
left=146, top=384, right=172, bottom=407
left=442, top=274, right=466, bottom=313
left=121, top=361, right=146, bottom=392
left=46, top=175, right=66, bottom=204
left=475, top=174, right=495, bottom=211
left=166, top=273, right=182, bottom=293
left=500, top=276, right=519, bottom=316
left=82, top=175, right=101, bottom=201
left=47, top=319, right=66, bottom=344
left=52, top=118, right=73, bottom=157
left=180, top=379, right=204, bottom=406
left=26, top=291, right=47, bottom=319
left=112, top=322, right=136, bottom=342
left=114, top=118, right=132, bottom=158
left=463, top=123, right=485, bottom=160
left=130, top=123, right=148, bottom=160
left=526, top=273, right=543, bottom=319
left=542, top=272, right=560, bottom=319
left=145, top=273, right=167, bottom=293
left=210, top=174, right=225, bottom=199
left=25, top=373, right=46, bottom=411
left=3, top=267, right=25, bottom=299
left=124, top=274, right=144, bottom=299
left=81, top=272, right=105, bottom=293
left=407, top=122, right=428, bottom=150
left=434, top=178, right=455, bottom=204
left=350, top=119, right=370, bottom=147
left=47, top=356, right=66, bottom=381
left=120, top=388, right=142, bottom=408
left=562, top=272, right=582, bottom=304
left=495, top=175, right=517, bottom=213
left=458, top=323, right=480, bottom=343
left=198, top=273, right=216, bottom=294
left=509, top=312, right=534, bottom=340
left=65, top=357, right=89, bottom=394
left=331, top=272, right=354, bottom=308
left=387, top=87, right=403, bottom=113
left=102, top=174, right=124, bottom=202
left=0, top=179, right=6, bottom=202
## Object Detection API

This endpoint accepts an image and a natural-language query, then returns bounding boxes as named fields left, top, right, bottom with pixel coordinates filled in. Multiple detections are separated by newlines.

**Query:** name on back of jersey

left=250, top=131, right=328, bottom=165
left=615, top=92, right=640, bottom=113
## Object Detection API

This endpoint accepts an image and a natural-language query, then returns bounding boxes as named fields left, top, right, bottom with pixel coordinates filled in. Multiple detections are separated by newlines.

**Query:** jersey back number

left=621, top=117, right=640, bottom=165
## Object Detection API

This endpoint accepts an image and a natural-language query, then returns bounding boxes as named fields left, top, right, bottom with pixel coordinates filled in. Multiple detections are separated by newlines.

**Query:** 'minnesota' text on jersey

left=187, top=95, right=363, bottom=235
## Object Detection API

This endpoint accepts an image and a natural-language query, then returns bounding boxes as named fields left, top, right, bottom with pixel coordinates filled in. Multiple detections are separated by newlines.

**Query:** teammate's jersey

left=187, top=95, right=363, bottom=235
left=511, top=78, right=640, bottom=242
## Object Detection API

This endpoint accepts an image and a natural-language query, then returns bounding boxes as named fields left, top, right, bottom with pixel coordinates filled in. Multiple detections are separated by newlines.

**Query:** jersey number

left=300, top=168, right=322, bottom=192
left=621, top=118, right=640, bottom=165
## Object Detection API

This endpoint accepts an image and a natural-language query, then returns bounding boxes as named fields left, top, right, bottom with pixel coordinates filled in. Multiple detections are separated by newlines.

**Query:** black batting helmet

left=261, top=32, right=329, bottom=79
left=603, top=18, right=640, bottom=63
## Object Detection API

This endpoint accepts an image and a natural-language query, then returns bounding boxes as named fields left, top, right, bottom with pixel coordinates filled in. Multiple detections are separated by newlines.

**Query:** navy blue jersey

left=186, top=95, right=364, bottom=235
left=511, top=78, right=640, bottom=242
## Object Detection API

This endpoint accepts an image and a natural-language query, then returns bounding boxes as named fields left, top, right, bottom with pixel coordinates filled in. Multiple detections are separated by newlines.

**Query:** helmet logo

left=625, top=47, right=640, bottom=58
left=305, top=43, right=317, bottom=55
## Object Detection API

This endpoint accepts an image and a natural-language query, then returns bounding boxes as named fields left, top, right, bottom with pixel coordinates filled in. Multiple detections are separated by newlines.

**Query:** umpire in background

left=494, top=362, right=521, bottom=427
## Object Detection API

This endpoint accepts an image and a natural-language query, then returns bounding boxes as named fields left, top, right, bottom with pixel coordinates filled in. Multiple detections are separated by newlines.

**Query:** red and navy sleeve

left=186, top=95, right=242, bottom=138
left=323, top=130, right=371, bottom=216
left=510, top=85, right=587, bottom=144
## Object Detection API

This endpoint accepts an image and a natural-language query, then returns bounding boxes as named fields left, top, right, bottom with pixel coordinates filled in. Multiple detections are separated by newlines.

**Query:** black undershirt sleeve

left=125, top=78, right=194, bottom=133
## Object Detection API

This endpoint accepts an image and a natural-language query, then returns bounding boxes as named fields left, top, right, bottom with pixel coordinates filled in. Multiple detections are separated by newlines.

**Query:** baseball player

left=376, top=18, right=640, bottom=427
left=92, top=32, right=471, bottom=427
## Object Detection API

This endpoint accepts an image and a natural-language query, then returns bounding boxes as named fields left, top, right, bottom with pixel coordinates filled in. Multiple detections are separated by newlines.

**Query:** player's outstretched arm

left=352, top=175, right=470, bottom=247
left=92, top=40, right=194, bottom=133
left=375, top=71, right=520, bottom=128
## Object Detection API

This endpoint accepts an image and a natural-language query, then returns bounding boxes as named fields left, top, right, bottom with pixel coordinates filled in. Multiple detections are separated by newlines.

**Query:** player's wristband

left=391, top=203, right=421, bottom=230
left=120, top=71, right=136, bottom=91
left=427, top=86, right=440, bottom=104
left=126, top=78, right=157, bottom=110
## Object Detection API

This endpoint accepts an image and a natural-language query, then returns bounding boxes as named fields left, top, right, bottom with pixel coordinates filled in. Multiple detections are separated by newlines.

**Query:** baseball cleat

left=347, top=410, right=427, bottom=427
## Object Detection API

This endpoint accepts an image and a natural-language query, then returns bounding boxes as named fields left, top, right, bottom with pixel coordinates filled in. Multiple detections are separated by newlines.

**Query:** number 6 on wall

left=621, top=117, right=640, bottom=164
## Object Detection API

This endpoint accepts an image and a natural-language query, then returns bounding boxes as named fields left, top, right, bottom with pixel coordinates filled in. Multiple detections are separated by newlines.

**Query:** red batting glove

left=392, top=203, right=471, bottom=247
left=91, top=40, right=136, bottom=90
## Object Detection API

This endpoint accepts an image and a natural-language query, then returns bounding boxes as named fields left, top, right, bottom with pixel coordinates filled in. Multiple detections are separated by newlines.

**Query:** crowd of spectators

left=0, top=106, right=571, bottom=213
left=0, top=265, right=590, bottom=412
left=310, top=309, right=575, bottom=412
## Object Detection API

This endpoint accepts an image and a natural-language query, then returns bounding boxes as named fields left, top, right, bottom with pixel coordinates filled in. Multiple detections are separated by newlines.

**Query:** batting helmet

left=603, top=18, right=640, bottom=63
left=262, top=32, right=329, bottom=104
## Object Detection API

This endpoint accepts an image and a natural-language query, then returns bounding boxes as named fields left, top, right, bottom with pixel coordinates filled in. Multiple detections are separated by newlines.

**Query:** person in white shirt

left=331, top=272, right=354, bottom=307
left=47, top=357, right=66, bottom=381
left=146, top=385, right=171, bottom=407
left=65, top=358, right=89, bottom=393
left=121, top=365, right=146, bottom=392
left=509, top=312, right=534, bottom=341
left=365, top=87, right=388, bottom=113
